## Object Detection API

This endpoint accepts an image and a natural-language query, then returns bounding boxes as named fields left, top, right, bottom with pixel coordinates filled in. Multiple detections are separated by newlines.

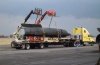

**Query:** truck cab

left=73, top=27, right=95, bottom=46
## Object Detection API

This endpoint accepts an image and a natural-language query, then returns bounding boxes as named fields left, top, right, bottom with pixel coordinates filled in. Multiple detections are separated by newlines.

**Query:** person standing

left=74, top=39, right=80, bottom=50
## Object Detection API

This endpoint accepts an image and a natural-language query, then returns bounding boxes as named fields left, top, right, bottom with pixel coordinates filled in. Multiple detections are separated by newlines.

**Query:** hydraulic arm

left=14, top=8, right=42, bottom=35
left=36, top=10, right=56, bottom=24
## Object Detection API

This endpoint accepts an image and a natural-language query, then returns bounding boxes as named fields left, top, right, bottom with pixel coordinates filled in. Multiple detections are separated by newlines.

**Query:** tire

left=25, top=44, right=30, bottom=50
left=11, top=41, right=15, bottom=48
left=38, top=43, right=44, bottom=49
left=83, top=44, right=86, bottom=46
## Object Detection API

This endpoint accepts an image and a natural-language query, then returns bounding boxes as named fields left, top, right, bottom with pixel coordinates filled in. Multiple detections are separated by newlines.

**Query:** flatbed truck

left=11, top=8, right=73, bottom=50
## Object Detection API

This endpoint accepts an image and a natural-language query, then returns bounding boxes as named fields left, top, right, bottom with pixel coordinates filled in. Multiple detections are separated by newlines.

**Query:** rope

left=49, top=16, right=53, bottom=28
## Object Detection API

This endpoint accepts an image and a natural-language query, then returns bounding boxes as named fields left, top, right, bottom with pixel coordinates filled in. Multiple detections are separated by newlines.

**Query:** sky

left=0, top=0, right=100, bottom=36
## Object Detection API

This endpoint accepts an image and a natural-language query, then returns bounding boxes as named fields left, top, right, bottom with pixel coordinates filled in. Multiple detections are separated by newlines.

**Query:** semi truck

left=11, top=8, right=72, bottom=50
left=11, top=8, right=95, bottom=50
left=73, top=27, right=95, bottom=46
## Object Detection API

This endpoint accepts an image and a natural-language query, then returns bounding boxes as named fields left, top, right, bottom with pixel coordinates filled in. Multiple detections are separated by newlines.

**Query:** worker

left=74, top=39, right=80, bottom=50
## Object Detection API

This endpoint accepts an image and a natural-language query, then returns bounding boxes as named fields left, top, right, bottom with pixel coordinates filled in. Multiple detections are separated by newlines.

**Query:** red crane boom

left=36, top=10, right=56, bottom=24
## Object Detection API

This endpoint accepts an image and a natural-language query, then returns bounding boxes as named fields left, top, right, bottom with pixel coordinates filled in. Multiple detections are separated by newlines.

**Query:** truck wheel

left=11, top=41, right=15, bottom=48
left=83, top=44, right=86, bottom=46
left=38, top=43, right=44, bottom=49
left=25, top=44, right=30, bottom=50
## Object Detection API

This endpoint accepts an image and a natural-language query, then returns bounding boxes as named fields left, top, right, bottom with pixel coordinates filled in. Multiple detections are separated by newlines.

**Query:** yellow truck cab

left=73, top=27, right=95, bottom=46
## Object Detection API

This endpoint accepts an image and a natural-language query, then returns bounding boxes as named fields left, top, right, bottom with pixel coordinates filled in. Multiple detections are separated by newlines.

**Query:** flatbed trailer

left=11, top=8, right=75, bottom=50
left=11, top=24, right=74, bottom=49
left=11, top=36, right=75, bottom=49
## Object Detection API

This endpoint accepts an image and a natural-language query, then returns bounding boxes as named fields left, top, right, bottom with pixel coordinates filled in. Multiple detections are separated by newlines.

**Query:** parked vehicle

left=73, top=27, right=95, bottom=46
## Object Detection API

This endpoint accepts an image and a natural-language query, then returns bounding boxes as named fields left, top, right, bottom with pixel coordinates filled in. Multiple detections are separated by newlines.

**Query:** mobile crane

left=11, top=8, right=42, bottom=49
left=11, top=8, right=71, bottom=49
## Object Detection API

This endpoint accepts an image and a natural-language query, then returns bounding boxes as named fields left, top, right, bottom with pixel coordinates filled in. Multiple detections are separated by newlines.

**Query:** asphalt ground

left=0, top=44, right=99, bottom=65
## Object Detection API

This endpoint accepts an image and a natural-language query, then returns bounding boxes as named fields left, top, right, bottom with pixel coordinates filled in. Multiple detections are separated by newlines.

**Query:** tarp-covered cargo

left=22, top=24, right=70, bottom=37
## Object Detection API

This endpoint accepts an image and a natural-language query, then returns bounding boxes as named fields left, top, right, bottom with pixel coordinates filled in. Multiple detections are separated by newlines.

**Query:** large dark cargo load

left=22, top=24, right=70, bottom=37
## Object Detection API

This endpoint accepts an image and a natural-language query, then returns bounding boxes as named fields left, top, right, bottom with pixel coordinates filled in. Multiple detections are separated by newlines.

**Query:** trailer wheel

left=11, top=41, right=15, bottom=48
left=25, top=44, right=30, bottom=50
left=38, top=43, right=44, bottom=49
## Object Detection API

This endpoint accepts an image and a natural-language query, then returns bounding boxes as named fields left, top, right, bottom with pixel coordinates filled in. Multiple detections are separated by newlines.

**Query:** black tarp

left=22, top=24, right=70, bottom=37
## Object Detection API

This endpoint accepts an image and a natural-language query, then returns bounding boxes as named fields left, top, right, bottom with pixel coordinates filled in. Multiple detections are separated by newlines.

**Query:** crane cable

left=49, top=16, right=53, bottom=28
left=49, top=16, right=58, bottom=29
